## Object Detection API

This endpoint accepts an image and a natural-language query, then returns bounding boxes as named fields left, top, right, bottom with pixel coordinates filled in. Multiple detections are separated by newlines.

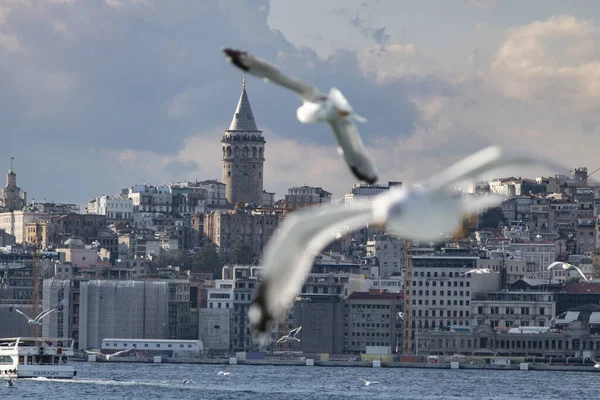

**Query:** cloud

left=490, top=15, right=600, bottom=112
left=3, top=4, right=598, bottom=206
left=469, top=0, right=493, bottom=9
left=0, top=33, right=21, bottom=53
left=348, top=14, right=390, bottom=46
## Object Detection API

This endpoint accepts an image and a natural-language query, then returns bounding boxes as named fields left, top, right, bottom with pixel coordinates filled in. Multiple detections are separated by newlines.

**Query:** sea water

left=2, top=362, right=597, bottom=400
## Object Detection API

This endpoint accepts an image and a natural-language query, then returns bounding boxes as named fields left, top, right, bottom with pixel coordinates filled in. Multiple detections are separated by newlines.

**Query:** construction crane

left=30, top=237, right=42, bottom=337
left=402, top=239, right=413, bottom=354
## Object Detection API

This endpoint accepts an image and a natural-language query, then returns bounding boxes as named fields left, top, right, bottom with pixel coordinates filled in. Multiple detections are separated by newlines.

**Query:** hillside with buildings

left=1, top=81, right=599, bottom=359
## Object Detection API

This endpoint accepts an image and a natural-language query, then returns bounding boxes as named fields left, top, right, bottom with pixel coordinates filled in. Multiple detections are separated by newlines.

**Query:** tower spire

left=228, top=79, right=258, bottom=131
left=10, top=156, right=13, bottom=172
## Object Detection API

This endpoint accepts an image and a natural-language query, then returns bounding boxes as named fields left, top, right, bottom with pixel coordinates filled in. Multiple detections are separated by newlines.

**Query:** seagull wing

left=35, top=307, right=57, bottom=322
left=460, top=194, right=504, bottom=215
left=250, top=203, right=373, bottom=334
left=292, top=326, right=303, bottom=337
left=83, top=350, right=102, bottom=356
left=14, top=309, right=33, bottom=321
left=571, top=265, right=589, bottom=281
left=223, top=48, right=325, bottom=102
left=546, top=261, right=566, bottom=271
left=111, top=348, right=135, bottom=357
left=461, top=269, right=478, bottom=275
left=427, top=146, right=571, bottom=193
left=327, top=116, right=379, bottom=184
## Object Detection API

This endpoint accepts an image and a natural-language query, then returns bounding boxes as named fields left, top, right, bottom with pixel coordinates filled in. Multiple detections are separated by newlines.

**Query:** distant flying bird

left=248, top=146, right=571, bottom=339
left=461, top=268, right=493, bottom=276
left=397, top=312, right=405, bottom=321
left=14, top=307, right=57, bottom=326
left=223, top=48, right=379, bottom=185
left=361, top=379, right=379, bottom=386
left=547, top=261, right=589, bottom=281
left=182, top=379, right=193, bottom=385
left=83, top=346, right=137, bottom=361
left=218, top=371, right=231, bottom=376
left=277, top=326, right=302, bottom=344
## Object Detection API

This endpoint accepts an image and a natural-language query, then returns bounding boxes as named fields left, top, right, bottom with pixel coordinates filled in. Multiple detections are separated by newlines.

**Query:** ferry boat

left=0, top=337, right=76, bottom=379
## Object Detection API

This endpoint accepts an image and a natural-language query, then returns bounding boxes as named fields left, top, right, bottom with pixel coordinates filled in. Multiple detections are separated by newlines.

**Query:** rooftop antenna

left=242, top=74, right=246, bottom=88
left=10, top=156, right=14, bottom=171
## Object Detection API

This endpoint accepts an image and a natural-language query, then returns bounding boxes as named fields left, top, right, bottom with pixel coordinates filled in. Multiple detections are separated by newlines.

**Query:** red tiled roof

left=347, top=291, right=403, bottom=301
left=562, top=283, right=600, bottom=294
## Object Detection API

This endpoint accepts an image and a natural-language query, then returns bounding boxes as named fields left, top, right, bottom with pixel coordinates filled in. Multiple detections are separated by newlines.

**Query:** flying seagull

left=218, top=371, right=231, bottom=376
left=277, top=326, right=302, bottom=344
left=547, top=261, right=589, bottom=282
left=361, top=379, right=379, bottom=386
left=14, top=307, right=58, bottom=326
left=461, top=268, right=493, bottom=276
left=223, top=48, right=379, bottom=185
left=248, top=146, right=571, bottom=339
left=587, top=357, right=600, bottom=368
left=182, top=379, right=193, bottom=385
left=83, top=346, right=137, bottom=361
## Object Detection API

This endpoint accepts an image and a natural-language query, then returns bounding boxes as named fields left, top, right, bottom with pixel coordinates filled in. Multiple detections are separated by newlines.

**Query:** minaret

left=221, top=77, right=265, bottom=205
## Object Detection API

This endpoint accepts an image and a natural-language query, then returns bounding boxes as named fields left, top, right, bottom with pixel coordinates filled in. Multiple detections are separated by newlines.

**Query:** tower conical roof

left=228, top=78, right=259, bottom=131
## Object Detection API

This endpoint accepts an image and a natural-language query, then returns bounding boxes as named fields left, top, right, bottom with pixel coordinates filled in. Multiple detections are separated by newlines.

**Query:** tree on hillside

left=230, top=243, right=256, bottom=265
left=478, top=207, right=505, bottom=230
left=191, top=243, right=222, bottom=276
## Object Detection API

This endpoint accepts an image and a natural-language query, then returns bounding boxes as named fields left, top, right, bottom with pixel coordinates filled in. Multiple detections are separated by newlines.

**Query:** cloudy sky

left=2, top=0, right=600, bottom=206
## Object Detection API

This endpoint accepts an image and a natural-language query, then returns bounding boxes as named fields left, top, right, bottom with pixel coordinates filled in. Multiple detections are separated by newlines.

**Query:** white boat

left=0, top=337, right=76, bottom=379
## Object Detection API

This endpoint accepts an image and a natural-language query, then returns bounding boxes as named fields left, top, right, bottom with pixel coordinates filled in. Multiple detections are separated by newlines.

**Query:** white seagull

left=547, top=261, right=589, bottom=281
left=14, top=307, right=57, bottom=326
left=83, top=346, right=137, bottom=361
left=218, top=371, right=231, bottom=376
left=223, top=48, right=379, bottom=185
left=361, top=379, right=379, bottom=386
left=277, top=326, right=302, bottom=344
left=587, top=357, right=600, bottom=368
left=247, top=146, right=571, bottom=339
left=461, top=268, right=493, bottom=276
left=182, top=379, right=193, bottom=385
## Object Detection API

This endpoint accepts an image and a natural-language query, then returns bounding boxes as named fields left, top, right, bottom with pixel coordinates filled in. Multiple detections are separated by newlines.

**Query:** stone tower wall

left=222, top=136, right=265, bottom=205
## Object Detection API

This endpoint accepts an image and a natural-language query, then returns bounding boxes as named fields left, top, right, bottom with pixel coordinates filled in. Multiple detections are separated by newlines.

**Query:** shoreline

left=72, top=358, right=600, bottom=372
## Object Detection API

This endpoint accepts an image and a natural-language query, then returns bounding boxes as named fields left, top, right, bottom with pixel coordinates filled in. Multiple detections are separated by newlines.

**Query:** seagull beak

left=336, top=109, right=351, bottom=118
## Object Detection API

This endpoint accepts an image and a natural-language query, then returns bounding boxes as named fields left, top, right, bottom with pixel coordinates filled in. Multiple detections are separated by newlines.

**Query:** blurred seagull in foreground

left=248, top=146, right=571, bottom=341
left=223, top=48, right=378, bottom=184
left=461, top=268, right=493, bottom=276
left=277, top=326, right=302, bottom=344
left=547, top=261, right=589, bottom=282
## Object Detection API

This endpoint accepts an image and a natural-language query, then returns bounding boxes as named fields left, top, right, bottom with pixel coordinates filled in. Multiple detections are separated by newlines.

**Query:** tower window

left=235, top=113, right=239, bottom=118
left=228, top=171, right=231, bottom=177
